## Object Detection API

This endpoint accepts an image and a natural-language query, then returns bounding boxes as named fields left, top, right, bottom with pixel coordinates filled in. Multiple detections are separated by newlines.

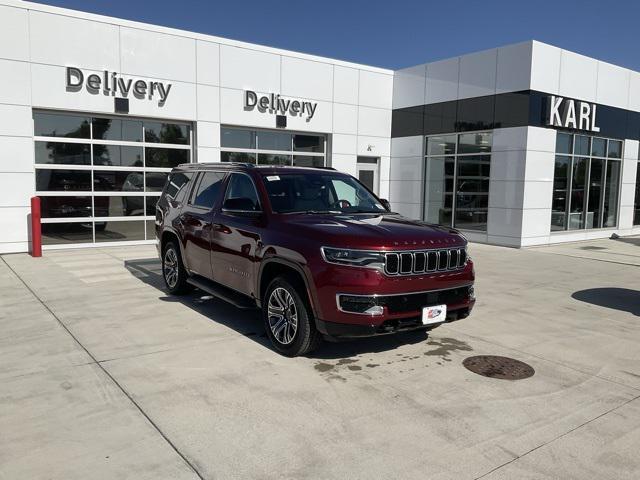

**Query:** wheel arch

left=160, top=228, right=188, bottom=269
left=258, top=259, right=317, bottom=319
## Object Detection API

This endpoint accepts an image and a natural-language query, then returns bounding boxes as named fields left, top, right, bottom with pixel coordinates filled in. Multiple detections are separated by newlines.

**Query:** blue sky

left=35, top=0, right=640, bottom=71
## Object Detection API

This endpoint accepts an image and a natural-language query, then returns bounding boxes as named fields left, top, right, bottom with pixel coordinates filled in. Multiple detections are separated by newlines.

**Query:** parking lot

left=1, top=237, right=639, bottom=480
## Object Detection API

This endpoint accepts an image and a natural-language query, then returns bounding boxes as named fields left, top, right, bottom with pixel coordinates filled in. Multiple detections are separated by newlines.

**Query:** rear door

left=180, top=171, right=226, bottom=280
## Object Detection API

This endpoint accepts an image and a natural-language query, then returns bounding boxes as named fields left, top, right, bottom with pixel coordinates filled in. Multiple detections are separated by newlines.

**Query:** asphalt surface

left=1, top=237, right=639, bottom=479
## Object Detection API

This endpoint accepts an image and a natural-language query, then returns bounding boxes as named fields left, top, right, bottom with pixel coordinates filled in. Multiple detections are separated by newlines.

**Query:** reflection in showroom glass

left=220, top=151, right=257, bottom=164
left=257, top=131, right=291, bottom=151
left=551, top=133, right=622, bottom=231
left=93, top=170, right=143, bottom=191
left=258, top=154, right=291, bottom=166
left=93, top=145, right=143, bottom=167
left=144, top=122, right=189, bottom=145
left=221, top=128, right=256, bottom=149
left=145, top=172, right=169, bottom=192
left=35, top=142, right=91, bottom=165
left=293, top=155, right=324, bottom=167
left=36, top=169, right=91, bottom=191
left=424, top=132, right=492, bottom=232
left=92, top=118, right=142, bottom=142
left=90, top=196, right=146, bottom=217
left=145, top=148, right=189, bottom=168
left=95, top=221, right=145, bottom=242
left=293, top=134, right=324, bottom=153
left=41, top=196, right=92, bottom=218
left=42, top=222, right=93, bottom=244
left=34, top=112, right=90, bottom=138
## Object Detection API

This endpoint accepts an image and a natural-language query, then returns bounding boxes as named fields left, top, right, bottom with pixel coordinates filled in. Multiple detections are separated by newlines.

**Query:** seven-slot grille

left=384, top=248, right=467, bottom=275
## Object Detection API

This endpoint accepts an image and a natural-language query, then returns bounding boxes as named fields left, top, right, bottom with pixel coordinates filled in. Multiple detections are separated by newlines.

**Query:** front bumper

left=315, top=283, right=475, bottom=339
left=317, top=304, right=473, bottom=338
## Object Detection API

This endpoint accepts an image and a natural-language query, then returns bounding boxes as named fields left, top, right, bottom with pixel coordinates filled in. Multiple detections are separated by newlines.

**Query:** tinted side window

left=193, top=172, right=225, bottom=208
left=165, top=172, right=193, bottom=202
left=224, top=174, right=260, bottom=210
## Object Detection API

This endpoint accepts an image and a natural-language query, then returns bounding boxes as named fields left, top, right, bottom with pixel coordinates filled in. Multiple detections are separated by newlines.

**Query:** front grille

left=382, top=286, right=470, bottom=313
left=384, top=247, right=467, bottom=276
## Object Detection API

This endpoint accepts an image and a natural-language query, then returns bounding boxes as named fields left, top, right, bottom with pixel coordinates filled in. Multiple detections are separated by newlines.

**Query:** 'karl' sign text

left=546, top=95, right=600, bottom=132
left=244, top=90, right=317, bottom=121
left=66, top=66, right=172, bottom=105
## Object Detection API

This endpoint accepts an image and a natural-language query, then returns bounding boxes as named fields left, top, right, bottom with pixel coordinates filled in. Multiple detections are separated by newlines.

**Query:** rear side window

left=192, top=172, right=225, bottom=209
left=165, top=172, right=193, bottom=202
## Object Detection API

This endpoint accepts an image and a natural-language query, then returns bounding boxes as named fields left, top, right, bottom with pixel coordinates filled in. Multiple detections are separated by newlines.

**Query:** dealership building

left=1, top=0, right=639, bottom=253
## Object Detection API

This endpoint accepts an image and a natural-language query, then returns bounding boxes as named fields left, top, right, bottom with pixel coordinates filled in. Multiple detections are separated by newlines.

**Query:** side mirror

left=380, top=198, right=391, bottom=211
left=222, top=197, right=262, bottom=217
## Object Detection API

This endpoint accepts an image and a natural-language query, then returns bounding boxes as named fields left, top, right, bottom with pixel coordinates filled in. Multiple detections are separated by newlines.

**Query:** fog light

left=338, top=295, right=384, bottom=315
left=469, top=286, right=475, bottom=300
left=363, top=305, right=384, bottom=316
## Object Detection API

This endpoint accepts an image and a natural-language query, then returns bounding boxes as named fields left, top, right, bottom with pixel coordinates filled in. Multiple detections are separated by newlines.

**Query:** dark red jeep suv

left=156, top=163, right=475, bottom=356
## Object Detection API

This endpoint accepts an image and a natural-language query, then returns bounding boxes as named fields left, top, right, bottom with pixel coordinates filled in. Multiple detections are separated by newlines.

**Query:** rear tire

left=263, top=276, right=321, bottom=357
left=162, top=240, right=192, bottom=295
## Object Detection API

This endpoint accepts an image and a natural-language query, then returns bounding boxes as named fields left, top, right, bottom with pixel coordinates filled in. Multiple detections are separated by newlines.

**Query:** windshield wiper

left=347, top=209, right=388, bottom=214
left=282, top=210, right=341, bottom=214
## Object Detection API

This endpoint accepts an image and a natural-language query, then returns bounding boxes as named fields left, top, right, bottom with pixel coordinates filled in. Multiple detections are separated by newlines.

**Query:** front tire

left=263, top=276, right=321, bottom=357
left=162, top=240, right=192, bottom=295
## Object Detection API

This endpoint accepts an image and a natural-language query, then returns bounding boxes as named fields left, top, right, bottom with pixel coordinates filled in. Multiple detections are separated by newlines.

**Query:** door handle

left=212, top=223, right=232, bottom=234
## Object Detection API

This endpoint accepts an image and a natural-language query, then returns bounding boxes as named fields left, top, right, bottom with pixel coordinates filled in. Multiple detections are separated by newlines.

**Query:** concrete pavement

left=1, top=238, right=639, bottom=479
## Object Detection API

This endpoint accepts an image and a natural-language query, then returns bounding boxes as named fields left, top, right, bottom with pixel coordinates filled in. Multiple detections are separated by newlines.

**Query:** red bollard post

left=30, top=196, right=42, bottom=257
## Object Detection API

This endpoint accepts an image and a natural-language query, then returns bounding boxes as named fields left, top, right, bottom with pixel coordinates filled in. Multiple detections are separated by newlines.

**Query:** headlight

left=321, top=247, right=385, bottom=269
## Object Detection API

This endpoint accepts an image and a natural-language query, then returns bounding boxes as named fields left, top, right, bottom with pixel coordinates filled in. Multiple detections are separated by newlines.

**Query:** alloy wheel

left=267, top=287, right=298, bottom=345
left=163, top=247, right=179, bottom=289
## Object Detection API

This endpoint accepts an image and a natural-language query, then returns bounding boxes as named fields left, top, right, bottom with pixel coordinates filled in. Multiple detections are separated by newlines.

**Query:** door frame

left=356, top=156, right=380, bottom=195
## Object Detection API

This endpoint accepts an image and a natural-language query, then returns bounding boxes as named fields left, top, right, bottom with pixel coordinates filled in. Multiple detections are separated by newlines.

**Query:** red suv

left=156, top=163, right=475, bottom=356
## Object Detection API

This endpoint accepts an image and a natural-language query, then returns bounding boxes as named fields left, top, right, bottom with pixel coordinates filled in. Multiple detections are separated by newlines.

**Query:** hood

left=280, top=213, right=466, bottom=250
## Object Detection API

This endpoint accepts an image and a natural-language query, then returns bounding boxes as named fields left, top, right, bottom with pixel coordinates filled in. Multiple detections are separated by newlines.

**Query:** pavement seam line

left=535, top=251, right=640, bottom=268
left=473, top=392, right=640, bottom=479
left=0, top=257, right=206, bottom=480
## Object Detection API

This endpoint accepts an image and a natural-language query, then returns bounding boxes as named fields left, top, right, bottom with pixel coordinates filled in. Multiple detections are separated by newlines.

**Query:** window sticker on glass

left=266, top=175, right=280, bottom=181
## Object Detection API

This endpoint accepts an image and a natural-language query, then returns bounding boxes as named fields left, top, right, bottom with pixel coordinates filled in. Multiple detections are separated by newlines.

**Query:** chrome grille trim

left=386, top=252, right=400, bottom=274
left=400, top=253, right=413, bottom=274
left=384, top=247, right=467, bottom=276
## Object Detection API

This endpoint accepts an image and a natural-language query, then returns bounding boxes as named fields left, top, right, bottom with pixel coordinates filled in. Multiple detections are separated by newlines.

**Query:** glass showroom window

left=551, top=133, right=622, bottom=231
left=34, top=111, right=192, bottom=246
left=220, top=127, right=326, bottom=167
left=423, top=132, right=492, bottom=231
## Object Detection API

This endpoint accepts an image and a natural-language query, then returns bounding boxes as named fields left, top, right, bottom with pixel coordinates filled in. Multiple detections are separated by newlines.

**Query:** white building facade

left=0, top=0, right=639, bottom=252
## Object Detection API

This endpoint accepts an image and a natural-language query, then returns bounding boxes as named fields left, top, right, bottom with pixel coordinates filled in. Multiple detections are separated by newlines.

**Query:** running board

left=187, top=275, right=257, bottom=310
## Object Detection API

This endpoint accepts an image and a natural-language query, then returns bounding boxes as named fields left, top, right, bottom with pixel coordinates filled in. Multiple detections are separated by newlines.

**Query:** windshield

left=262, top=172, right=388, bottom=214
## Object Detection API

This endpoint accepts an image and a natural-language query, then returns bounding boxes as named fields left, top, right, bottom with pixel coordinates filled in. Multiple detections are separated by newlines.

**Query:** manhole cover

left=580, top=246, right=607, bottom=251
left=463, top=355, right=535, bottom=380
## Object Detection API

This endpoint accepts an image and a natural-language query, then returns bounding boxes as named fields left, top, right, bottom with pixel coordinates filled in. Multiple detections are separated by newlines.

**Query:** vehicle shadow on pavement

left=572, top=288, right=640, bottom=316
left=124, top=258, right=433, bottom=358
left=612, top=237, right=640, bottom=247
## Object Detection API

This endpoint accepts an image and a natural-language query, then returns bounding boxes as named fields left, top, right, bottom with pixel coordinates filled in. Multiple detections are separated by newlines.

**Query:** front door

left=211, top=172, right=263, bottom=296
left=356, top=157, right=379, bottom=195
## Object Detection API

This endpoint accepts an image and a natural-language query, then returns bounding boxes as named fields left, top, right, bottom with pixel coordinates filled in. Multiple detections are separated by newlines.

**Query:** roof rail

left=177, top=162, right=255, bottom=168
